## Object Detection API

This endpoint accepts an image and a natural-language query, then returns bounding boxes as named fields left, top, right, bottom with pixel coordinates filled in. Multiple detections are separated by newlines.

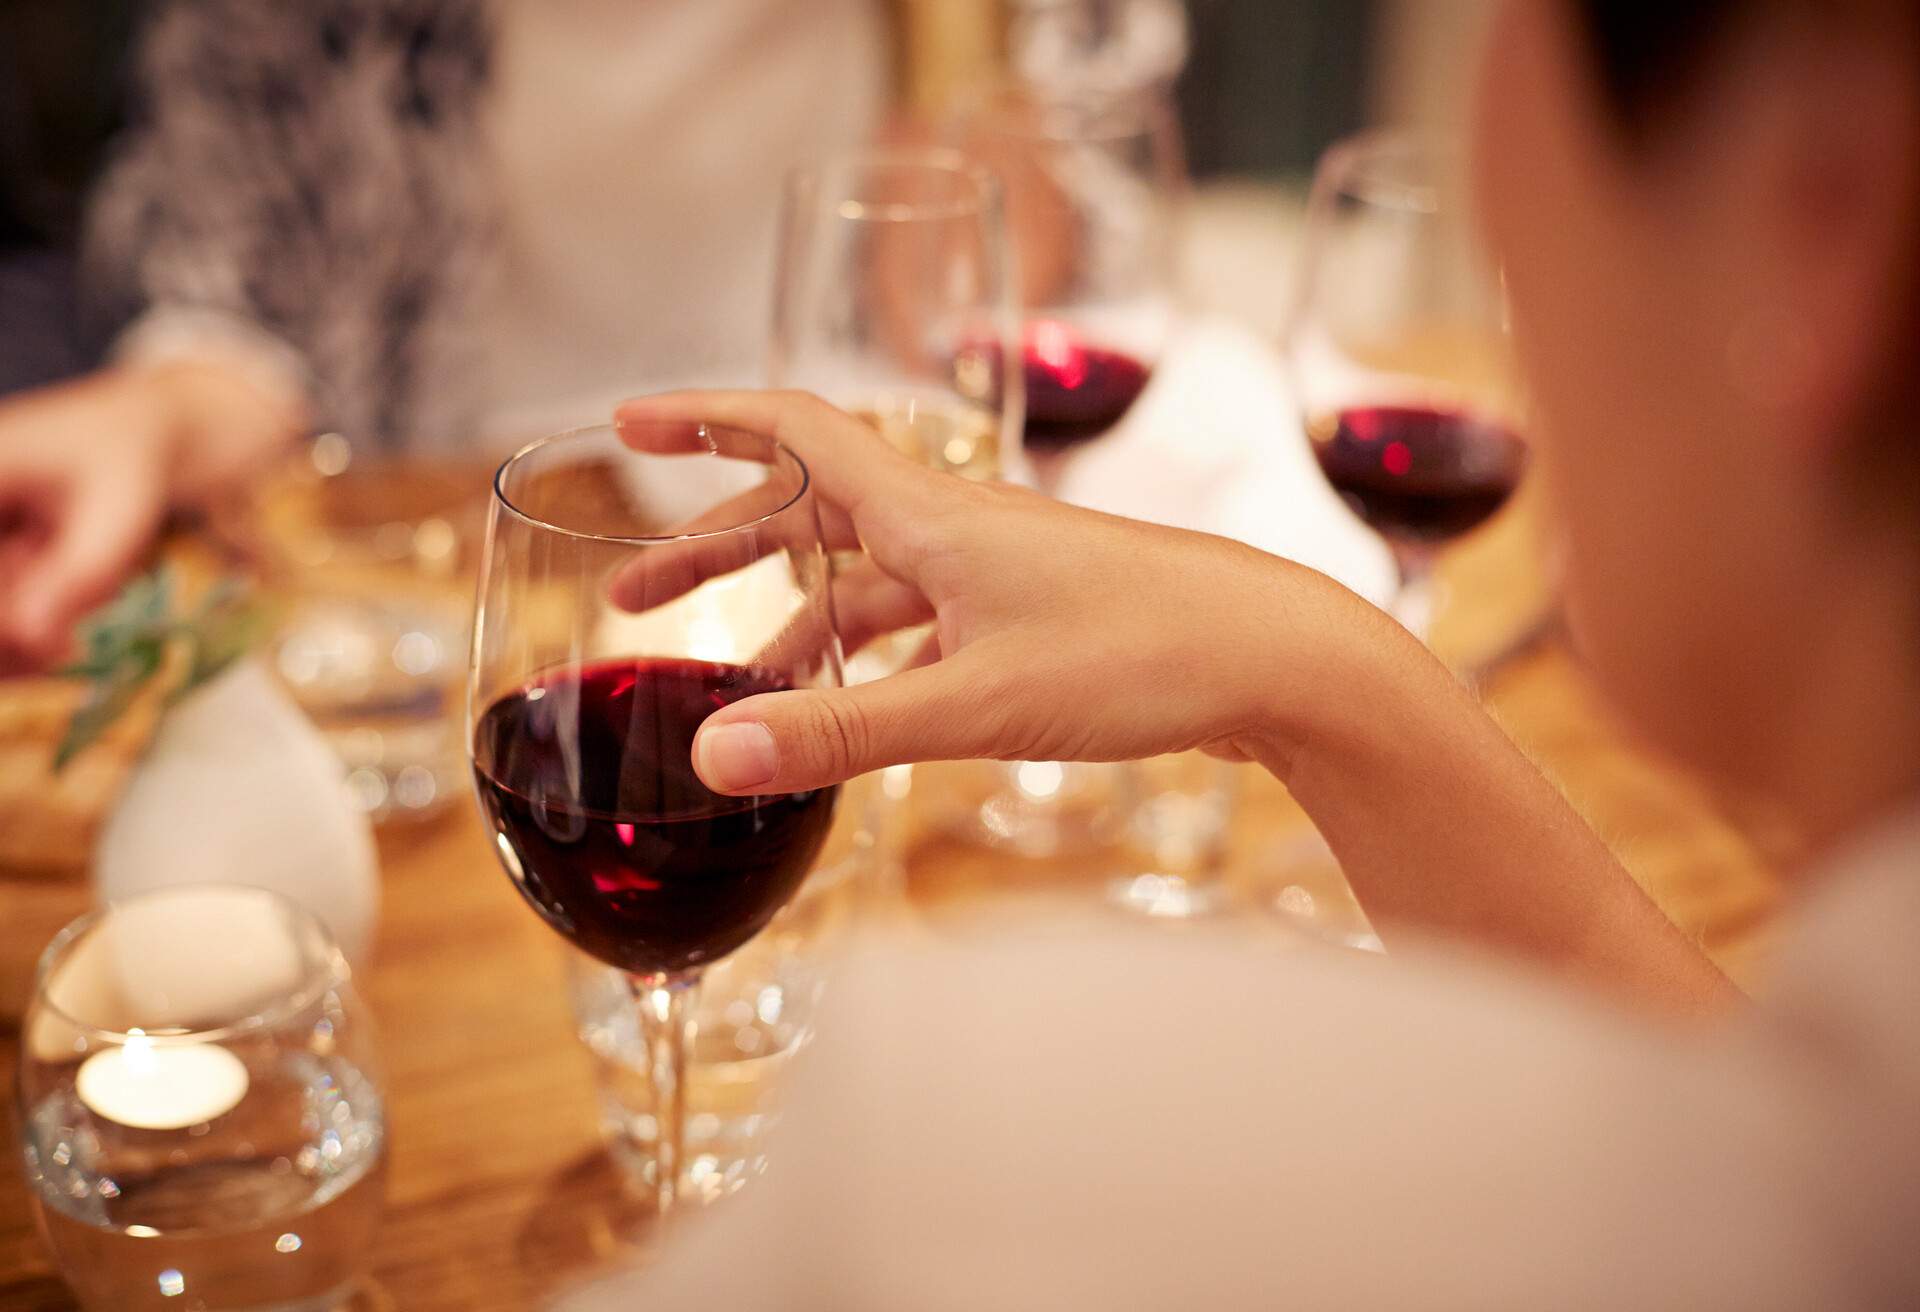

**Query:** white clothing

left=571, top=804, right=1920, bottom=1309
left=474, top=0, right=888, bottom=445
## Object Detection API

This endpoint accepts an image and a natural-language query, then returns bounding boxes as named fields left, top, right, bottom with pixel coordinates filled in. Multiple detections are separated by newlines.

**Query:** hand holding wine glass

left=468, top=424, right=841, bottom=1215
left=611, top=388, right=1730, bottom=1011
left=610, top=389, right=1405, bottom=791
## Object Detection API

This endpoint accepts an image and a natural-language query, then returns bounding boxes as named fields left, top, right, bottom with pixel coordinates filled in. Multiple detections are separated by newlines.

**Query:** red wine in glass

left=1309, top=404, right=1527, bottom=546
left=1020, top=320, right=1154, bottom=452
left=472, top=657, right=838, bottom=978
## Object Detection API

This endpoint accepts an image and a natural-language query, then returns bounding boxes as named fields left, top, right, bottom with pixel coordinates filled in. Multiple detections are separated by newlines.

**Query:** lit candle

left=75, top=1034, right=250, bottom=1130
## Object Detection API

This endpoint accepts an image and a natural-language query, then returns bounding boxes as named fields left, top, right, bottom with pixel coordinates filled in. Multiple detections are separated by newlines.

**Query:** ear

left=1720, top=5, right=1920, bottom=448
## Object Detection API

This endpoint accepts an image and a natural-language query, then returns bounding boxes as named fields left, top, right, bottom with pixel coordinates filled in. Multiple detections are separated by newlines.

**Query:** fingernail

left=698, top=721, right=778, bottom=791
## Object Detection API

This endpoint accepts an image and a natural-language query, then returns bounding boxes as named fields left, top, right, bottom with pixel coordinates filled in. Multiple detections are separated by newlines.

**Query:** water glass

left=565, top=847, right=859, bottom=1206
left=14, top=885, right=386, bottom=1310
left=1106, top=752, right=1240, bottom=917
left=262, top=433, right=487, bottom=824
left=564, top=762, right=871, bottom=1204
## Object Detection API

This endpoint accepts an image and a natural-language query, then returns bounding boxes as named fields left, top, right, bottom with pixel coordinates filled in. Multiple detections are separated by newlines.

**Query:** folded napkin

left=1055, top=314, right=1395, bottom=607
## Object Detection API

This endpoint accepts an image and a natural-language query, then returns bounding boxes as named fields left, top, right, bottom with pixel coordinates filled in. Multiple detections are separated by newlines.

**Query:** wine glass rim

left=788, top=146, right=1000, bottom=223
left=1319, top=129, right=1466, bottom=214
left=491, top=422, right=814, bottom=544
left=30, top=883, right=349, bottom=1047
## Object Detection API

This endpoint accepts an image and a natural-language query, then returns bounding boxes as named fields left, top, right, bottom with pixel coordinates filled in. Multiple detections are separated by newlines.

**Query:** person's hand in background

left=0, top=360, right=304, bottom=670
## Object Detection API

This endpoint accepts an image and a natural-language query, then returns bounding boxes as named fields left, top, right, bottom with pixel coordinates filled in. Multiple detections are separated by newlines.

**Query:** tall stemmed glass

left=1285, top=131, right=1528, bottom=638
left=957, top=81, right=1183, bottom=489
left=770, top=148, right=1020, bottom=880
left=772, top=147, right=1019, bottom=491
left=468, top=425, right=842, bottom=1215
left=950, top=81, right=1183, bottom=854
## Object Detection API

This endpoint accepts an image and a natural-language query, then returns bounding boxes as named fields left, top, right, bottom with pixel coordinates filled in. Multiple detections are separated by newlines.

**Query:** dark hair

left=1572, top=1, right=1744, bottom=137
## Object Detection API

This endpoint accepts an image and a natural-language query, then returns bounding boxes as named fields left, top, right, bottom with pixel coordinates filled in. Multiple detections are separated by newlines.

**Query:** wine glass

left=946, top=81, right=1183, bottom=855
left=956, top=81, right=1183, bottom=487
left=468, top=424, right=842, bottom=1216
left=770, top=147, right=1021, bottom=885
left=1285, top=130, right=1528, bottom=638
left=771, top=147, right=1020, bottom=489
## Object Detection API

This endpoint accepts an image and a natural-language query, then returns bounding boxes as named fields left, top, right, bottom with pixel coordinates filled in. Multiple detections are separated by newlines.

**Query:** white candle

left=75, top=1035, right=250, bottom=1131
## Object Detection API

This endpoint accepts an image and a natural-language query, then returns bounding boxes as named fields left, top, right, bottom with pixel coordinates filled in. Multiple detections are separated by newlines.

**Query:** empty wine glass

left=771, top=147, right=1019, bottom=488
left=1285, top=130, right=1528, bottom=637
left=770, top=148, right=1023, bottom=886
left=468, top=424, right=842, bottom=1216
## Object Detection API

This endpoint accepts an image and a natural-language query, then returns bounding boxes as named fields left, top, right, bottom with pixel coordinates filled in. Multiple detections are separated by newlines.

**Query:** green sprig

left=53, top=570, right=266, bottom=771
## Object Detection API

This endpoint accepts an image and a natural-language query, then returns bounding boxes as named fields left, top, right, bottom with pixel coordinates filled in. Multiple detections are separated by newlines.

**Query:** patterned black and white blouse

left=83, top=0, right=890, bottom=450
left=86, top=0, right=498, bottom=445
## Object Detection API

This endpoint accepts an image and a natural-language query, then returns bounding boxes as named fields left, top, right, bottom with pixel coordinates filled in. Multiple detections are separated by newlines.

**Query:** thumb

left=692, top=660, right=1005, bottom=795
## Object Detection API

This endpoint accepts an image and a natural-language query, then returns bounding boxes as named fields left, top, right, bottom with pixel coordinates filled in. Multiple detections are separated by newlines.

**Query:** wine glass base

left=1264, top=831, right=1384, bottom=953
left=1105, top=872, right=1227, bottom=920
left=938, top=761, right=1122, bottom=858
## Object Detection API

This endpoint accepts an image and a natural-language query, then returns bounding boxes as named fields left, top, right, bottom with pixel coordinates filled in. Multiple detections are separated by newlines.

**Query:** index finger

left=613, top=390, right=939, bottom=552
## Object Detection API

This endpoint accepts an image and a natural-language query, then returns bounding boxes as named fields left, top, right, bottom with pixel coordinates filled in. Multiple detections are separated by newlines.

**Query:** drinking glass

left=261, top=432, right=489, bottom=824
left=15, top=885, right=386, bottom=1311
left=1285, top=131, right=1528, bottom=637
left=468, top=424, right=842, bottom=1216
left=1106, top=751, right=1240, bottom=918
left=565, top=824, right=861, bottom=1206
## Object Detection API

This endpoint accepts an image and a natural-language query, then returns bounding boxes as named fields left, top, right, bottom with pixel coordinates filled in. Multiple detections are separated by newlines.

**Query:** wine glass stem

left=631, top=969, right=698, bottom=1216
left=1388, top=543, right=1439, bottom=640
left=1028, top=449, right=1068, bottom=498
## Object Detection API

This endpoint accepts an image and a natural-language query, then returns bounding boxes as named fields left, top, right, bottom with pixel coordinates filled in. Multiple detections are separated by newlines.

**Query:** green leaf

left=53, top=570, right=265, bottom=772
left=57, top=570, right=174, bottom=679
left=53, top=647, right=163, bottom=771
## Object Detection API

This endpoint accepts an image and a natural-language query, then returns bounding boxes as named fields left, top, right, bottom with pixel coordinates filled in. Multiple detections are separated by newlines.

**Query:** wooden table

left=0, top=503, right=1788, bottom=1309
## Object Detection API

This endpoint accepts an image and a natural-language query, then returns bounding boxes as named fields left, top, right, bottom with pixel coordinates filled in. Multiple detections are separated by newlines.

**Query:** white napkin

left=1054, top=314, right=1395, bottom=607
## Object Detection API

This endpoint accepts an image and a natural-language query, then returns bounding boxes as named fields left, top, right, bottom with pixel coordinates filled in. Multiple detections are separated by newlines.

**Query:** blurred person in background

left=594, top=0, right=1920, bottom=1305
left=0, top=0, right=886, bottom=667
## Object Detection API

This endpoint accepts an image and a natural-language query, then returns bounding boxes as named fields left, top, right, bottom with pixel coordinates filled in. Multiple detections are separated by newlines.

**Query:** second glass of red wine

left=1285, top=131, right=1528, bottom=638
left=468, top=424, right=842, bottom=1216
left=942, top=81, right=1182, bottom=856
left=956, top=81, right=1183, bottom=488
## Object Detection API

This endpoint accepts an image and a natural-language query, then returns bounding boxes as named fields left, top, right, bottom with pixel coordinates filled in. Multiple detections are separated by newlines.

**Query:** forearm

left=1245, top=592, right=1739, bottom=1016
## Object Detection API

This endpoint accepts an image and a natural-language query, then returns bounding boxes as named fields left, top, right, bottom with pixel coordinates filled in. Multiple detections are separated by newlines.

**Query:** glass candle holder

left=14, top=885, right=386, bottom=1311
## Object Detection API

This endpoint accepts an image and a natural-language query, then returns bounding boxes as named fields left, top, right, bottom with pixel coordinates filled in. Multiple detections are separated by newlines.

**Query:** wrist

left=1233, top=564, right=1455, bottom=789
left=120, top=359, right=304, bottom=506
